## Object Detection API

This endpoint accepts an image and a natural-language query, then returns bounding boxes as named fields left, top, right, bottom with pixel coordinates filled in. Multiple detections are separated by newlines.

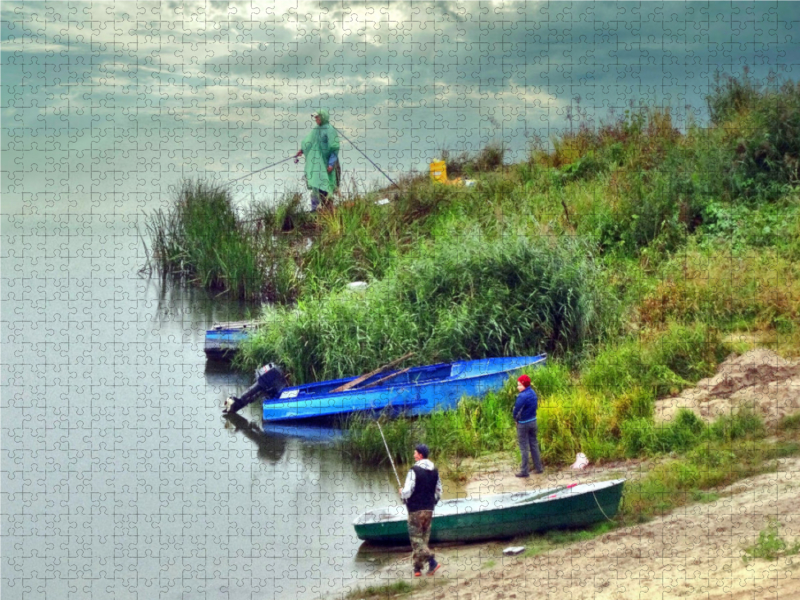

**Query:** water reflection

left=3, top=212, right=395, bottom=600
left=222, top=412, right=287, bottom=463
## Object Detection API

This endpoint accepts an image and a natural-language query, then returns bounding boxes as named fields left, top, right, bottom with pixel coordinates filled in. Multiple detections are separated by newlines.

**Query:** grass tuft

left=742, top=518, right=800, bottom=563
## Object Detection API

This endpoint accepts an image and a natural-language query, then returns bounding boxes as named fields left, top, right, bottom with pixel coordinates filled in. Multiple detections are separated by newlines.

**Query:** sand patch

left=339, top=459, right=800, bottom=600
left=655, top=349, right=800, bottom=426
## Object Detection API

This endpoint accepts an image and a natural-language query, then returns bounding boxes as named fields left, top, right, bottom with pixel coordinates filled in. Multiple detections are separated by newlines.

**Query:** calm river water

left=2, top=212, right=401, bottom=600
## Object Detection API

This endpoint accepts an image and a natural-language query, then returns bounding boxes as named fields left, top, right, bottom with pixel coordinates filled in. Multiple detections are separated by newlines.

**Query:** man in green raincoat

left=295, top=110, right=340, bottom=211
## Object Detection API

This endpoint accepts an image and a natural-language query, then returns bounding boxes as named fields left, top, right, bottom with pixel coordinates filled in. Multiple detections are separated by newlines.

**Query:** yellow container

left=429, top=160, right=447, bottom=184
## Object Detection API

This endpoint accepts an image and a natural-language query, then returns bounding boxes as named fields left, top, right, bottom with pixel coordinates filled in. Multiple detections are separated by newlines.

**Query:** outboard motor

left=224, top=363, right=286, bottom=414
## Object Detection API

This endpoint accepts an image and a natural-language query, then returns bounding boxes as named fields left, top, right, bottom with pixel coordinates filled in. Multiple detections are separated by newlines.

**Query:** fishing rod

left=376, top=420, right=403, bottom=489
left=223, top=122, right=400, bottom=191
left=225, top=155, right=296, bottom=186
left=333, top=126, right=400, bottom=189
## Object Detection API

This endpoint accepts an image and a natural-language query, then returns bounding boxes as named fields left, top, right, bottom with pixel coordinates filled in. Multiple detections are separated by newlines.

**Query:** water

left=1, top=212, right=399, bottom=600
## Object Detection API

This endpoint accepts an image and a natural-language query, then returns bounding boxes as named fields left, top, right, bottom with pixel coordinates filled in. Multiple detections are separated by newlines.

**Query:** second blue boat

left=262, top=355, right=546, bottom=422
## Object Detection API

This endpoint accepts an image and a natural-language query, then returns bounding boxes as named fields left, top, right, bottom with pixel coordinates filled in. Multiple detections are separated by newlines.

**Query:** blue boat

left=262, top=355, right=546, bottom=422
left=204, top=321, right=257, bottom=360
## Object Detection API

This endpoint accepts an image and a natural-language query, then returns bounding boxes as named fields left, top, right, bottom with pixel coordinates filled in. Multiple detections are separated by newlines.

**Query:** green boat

left=353, top=479, right=625, bottom=544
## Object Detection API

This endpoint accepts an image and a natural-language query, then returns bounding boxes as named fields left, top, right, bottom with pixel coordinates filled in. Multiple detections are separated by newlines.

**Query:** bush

left=144, top=179, right=266, bottom=300
left=707, top=69, right=763, bottom=126
left=582, top=322, right=727, bottom=397
left=707, top=71, right=800, bottom=200
left=241, top=231, right=613, bottom=382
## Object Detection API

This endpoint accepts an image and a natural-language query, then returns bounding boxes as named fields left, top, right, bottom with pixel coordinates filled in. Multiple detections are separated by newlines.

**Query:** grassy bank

left=144, top=74, right=800, bottom=487
left=338, top=321, right=735, bottom=467
left=241, top=231, right=612, bottom=383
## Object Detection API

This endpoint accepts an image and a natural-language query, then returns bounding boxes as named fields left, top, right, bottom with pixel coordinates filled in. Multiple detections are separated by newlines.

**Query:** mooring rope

left=592, top=490, right=615, bottom=523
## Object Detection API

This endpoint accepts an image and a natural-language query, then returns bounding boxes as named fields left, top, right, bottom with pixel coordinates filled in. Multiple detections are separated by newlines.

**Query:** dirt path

left=342, top=458, right=800, bottom=600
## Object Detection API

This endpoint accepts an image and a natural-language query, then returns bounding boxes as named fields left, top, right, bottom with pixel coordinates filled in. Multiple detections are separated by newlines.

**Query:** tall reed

left=240, top=229, right=613, bottom=381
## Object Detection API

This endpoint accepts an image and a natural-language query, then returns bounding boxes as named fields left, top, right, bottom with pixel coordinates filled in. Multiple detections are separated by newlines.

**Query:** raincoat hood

left=315, top=109, right=330, bottom=125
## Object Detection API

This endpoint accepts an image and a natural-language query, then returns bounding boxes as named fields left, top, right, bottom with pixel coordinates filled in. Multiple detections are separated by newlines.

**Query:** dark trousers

left=517, top=420, right=543, bottom=475
left=310, top=188, right=329, bottom=211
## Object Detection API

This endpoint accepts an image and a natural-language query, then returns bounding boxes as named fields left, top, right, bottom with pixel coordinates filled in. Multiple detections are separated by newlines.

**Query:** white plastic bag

left=570, top=452, right=589, bottom=470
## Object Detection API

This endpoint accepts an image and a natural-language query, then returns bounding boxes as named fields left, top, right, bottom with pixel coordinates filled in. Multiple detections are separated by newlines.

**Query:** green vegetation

left=742, top=518, right=800, bottom=563
left=522, top=522, right=617, bottom=557
left=778, top=413, right=800, bottom=432
left=344, top=580, right=416, bottom=599
left=143, top=181, right=304, bottom=301
left=242, top=232, right=611, bottom=383
left=146, top=74, right=800, bottom=522
left=621, top=436, right=798, bottom=522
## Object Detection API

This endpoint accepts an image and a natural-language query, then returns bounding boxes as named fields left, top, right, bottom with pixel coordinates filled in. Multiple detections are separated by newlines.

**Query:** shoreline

left=328, top=455, right=800, bottom=600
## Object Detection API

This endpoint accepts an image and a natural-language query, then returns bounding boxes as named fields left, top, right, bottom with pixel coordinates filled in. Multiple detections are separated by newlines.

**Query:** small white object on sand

left=570, top=452, right=589, bottom=470
left=503, top=546, right=526, bottom=556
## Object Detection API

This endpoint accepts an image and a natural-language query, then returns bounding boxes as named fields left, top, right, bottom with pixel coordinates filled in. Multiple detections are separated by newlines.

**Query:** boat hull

left=263, top=355, right=546, bottom=422
left=204, top=326, right=253, bottom=359
left=353, top=479, right=624, bottom=544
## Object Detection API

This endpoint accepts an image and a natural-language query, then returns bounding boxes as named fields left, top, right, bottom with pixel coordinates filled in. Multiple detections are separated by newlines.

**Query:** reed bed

left=240, top=230, right=613, bottom=382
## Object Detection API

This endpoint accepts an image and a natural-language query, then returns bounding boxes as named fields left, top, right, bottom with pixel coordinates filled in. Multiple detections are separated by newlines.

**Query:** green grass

left=143, top=179, right=299, bottom=301
left=620, top=437, right=800, bottom=523
left=778, top=412, right=800, bottom=432
left=742, top=518, right=800, bottom=563
left=522, top=522, right=617, bottom=558
left=240, top=230, right=613, bottom=382
left=338, top=322, right=765, bottom=468
left=143, top=80, right=800, bottom=510
left=142, top=73, right=800, bottom=313
left=343, top=580, right=416, bottom=599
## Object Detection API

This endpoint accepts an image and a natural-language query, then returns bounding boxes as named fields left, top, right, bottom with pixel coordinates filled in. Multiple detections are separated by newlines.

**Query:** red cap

left=517, top=374, right=531, bottom=387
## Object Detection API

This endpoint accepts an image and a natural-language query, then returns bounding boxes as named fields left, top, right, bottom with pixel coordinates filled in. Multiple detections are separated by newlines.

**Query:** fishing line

left=333, top=126, right=400, bottom=189
left=377, top=420, right=403, bottom=488
left=225, top=155, right=297, bottom=186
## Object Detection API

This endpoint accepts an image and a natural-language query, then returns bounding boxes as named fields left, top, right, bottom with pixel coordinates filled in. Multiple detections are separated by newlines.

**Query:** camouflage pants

left=407, top=510, right=434, bottom=572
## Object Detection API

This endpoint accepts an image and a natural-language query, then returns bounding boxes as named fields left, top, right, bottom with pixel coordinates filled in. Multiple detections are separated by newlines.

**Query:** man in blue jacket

left=513, top=374, right=543, bottom=477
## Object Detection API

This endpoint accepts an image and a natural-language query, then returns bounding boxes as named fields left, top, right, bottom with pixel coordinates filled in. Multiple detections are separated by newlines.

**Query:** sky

left=2, top=1, right=799, bottom=213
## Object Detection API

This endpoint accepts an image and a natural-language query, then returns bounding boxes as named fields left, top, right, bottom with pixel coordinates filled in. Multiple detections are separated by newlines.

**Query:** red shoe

left=428, top=561, right=441, bottom=576
left=414, top=571, right=422, bottom=577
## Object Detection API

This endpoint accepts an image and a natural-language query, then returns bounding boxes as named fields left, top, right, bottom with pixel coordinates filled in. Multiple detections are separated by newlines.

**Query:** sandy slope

left=347, top=458, right=800, bottom=600
left=335, top=350, right=800, bottom=600
left=655, top=349, right=800, bottom=426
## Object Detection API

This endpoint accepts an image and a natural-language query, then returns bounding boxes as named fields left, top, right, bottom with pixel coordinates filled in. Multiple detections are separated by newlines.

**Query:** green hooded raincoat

left=301, top=109, right=340, bottom=194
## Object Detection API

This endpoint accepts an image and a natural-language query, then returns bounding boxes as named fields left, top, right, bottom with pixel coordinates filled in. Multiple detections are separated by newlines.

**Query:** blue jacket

left=513, top=387, right=538, bottom=423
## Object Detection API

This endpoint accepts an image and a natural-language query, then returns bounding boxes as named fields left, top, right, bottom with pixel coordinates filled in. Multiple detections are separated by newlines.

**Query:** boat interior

left=353, top=479, right=624, bottom=525
left=276, top=362, right=455, bottom=399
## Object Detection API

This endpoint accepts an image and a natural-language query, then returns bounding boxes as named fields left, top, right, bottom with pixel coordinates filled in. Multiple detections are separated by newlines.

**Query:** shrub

left=707, top=70, right=800, bottom=200
left=582, top=322, right=727, bottom=397
left=241, top=231, right=613, bottom=381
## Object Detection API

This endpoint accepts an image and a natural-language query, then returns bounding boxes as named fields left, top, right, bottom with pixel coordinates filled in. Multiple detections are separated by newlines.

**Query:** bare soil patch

left=655, top=349, right=800, bottom=426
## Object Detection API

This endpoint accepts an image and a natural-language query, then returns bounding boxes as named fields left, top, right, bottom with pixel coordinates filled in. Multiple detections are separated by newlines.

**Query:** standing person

left=399, top=444, right=443, bottom=577
left=294, top=109, right=340, bottom=211
left=513, top=374, right=543, bottom=477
